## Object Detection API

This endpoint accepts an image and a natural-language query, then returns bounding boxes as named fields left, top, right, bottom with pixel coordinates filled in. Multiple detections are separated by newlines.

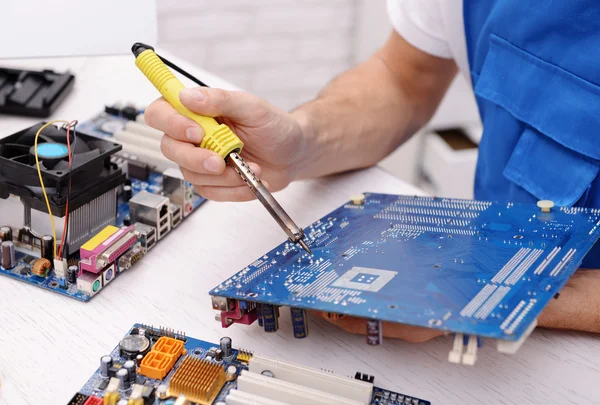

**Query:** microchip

left=95, top=378, right=109, bottom=390
left=121, top=106, right=138, bottom=120
left=67, top=392, right=89, bottom=405
left=127, top=160, right=151, bottom=181
left=142, top=384, right=155, bottom=405
left=105, top=105, right=120, bottom=115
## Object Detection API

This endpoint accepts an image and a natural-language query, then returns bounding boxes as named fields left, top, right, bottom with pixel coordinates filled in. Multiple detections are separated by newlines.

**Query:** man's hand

left=144, top=89, right=306, bottom=201
left=144, top=32, right=457, bottom=202
left=319, top=312, right=444, bottom=343
left=320, top=269, right=600, bottom=342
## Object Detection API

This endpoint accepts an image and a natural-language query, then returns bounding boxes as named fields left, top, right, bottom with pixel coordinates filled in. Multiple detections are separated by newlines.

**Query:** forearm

left=290, top=32, right=457, bottom=180
left=538, top=269, right=600, bottom=333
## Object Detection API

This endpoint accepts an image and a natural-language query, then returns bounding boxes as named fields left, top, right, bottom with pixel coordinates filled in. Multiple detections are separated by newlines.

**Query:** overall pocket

left=474, top=34, right=600, bottom=206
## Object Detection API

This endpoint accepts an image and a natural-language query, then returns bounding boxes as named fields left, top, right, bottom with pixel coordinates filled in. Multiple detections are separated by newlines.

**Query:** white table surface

left=0, top=52, right=598, bottom=405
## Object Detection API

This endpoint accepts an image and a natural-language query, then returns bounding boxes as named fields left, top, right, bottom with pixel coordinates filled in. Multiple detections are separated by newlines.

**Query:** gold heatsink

left=168, top=356, right=230, bottom=404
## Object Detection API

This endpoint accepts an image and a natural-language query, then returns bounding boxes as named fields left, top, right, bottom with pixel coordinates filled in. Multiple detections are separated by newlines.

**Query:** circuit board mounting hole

left=50, top=281, right=58, bottom=287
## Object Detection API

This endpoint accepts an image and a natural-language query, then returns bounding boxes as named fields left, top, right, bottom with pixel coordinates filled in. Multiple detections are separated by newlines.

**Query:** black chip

left=105, top=105, right=121, bottom=115
left=96, top=378, right=109, bottom=390
left=142, top=384, right=155, bottom=405
left=121, top=106, right=138, bottom=121
left=127, top=160, right=150, bottom=181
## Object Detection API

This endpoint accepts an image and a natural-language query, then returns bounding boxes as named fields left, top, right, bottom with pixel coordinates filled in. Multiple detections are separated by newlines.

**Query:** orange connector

left=139, top=337, right=185, bottom=380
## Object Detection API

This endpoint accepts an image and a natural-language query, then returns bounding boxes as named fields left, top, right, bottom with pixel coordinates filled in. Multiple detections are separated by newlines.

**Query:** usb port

left=146, top=237, right=156, bottom=251
left=147, top=229, right=156, bottom=240
left=172, top=216, right=181, bottom=228
left=160, top=217, right=168, bottom=227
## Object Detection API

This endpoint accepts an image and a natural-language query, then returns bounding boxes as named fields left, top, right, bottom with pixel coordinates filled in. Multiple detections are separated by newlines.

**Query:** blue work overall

left=464, top=2, right=600, bottom=268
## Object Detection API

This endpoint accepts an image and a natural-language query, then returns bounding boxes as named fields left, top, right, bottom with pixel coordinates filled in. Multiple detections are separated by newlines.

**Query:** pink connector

left=220, top=302, right=258, bottom=328
left=80, top=226, right=136, bottom=273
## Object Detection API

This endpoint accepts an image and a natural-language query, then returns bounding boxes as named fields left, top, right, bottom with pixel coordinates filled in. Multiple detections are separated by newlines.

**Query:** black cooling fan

left=0, top=122, right=125, bottom=215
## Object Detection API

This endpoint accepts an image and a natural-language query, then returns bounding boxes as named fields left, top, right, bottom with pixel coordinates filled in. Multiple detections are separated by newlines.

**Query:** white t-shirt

left=386, top=0, right=470, bottom=80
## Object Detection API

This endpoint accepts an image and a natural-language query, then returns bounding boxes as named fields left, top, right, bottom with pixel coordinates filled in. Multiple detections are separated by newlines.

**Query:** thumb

left=179, top=87, right=272, bottom=123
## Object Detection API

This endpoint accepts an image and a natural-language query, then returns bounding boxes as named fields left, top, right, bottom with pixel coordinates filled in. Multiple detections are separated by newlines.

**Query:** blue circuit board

left=74, top=323, right=429, bottom=405
left=211, top=193, right=600, bottom=341
left=1, top=111, right=206, bottom=302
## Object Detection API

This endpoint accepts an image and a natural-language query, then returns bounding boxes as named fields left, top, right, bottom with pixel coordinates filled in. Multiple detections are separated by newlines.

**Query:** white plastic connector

left=114, top=129, right=162, bottom=151
left=53, top=258, right=68, bottom=278
left=225, top=390, right=289, bottom=405
left=110, top=137, right=176, bottom=172
left=497, top=319, right=538, bottom=354
left=448, top=333, right=463, bottom=364
left=462, top=335, right=478, bottom=365
left=106, top=377, right=120, bottom=393
left=125, top=120, right=164, bottom=141
left=236, top=370, right=364, bottom=405
left=248, top=354, right=373, bottom=404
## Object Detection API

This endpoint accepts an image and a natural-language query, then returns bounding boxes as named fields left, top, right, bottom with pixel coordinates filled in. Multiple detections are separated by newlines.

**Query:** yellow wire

left=34, top=120, right=70, bottom=259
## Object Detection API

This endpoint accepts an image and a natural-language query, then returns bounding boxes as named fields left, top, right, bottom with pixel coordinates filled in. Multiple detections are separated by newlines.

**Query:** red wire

left=58, top=121, right=75, bottom=259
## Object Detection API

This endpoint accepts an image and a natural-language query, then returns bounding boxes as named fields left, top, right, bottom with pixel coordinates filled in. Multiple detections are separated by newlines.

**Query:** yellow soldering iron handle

left=134, top=47, right=244, bottom=158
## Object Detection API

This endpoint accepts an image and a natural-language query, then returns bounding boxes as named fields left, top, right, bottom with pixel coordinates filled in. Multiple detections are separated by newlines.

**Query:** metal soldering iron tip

left=298, top=239, right=312, bottom=255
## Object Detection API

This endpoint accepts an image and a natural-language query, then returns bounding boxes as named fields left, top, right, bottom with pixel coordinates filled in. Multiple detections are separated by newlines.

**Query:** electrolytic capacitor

left=123, top=185, right=133, bottom=201
left=100, top=355, right=113, bottom=377
left=67, top=265, right=78, bottom=285
left=116, top=368, right=131, bottom=390
left=41, top=235, right=54, bottom=263
left=135, top=354, right=144, bottom=366
left=123, top=360, right=137, bottom=383
left=290, top=307, right=309, bottom=339
left=0, top=226, right=12, bottom=242
left=1, top=241, right=16, bottom=269
left=366, top=319, right=383, bottom=346
left=215, top=349, right=223, bottom=361
left=261, top=304, right=279, bottom=333
left=220, top=337, right=232, bottom=358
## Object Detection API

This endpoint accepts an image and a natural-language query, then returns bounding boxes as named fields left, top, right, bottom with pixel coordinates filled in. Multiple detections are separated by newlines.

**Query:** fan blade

left=10, top=154, right=30, bottom=163
left=52, top=160, right=70, bottom=171
left=71, top=134, right=90, bottom=154
left=71, top=149, right=101, bottom=167
left=1, top=143, right=30, bottom=158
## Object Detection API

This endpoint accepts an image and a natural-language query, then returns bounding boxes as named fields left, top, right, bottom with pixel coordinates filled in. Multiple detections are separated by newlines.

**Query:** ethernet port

left=159, top=204, right=169, bottom=218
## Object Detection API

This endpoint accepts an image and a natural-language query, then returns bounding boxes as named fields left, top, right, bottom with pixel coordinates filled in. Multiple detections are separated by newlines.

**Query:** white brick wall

left=157, top=0, right=357, bottom=111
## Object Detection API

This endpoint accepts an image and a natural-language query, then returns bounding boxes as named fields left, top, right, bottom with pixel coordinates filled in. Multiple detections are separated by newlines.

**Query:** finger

left=194, top=184, right=266, bottom=202
left=179, top=87, right=274, bottom=123
left=318, top=312, right=443, bottom=343
left=145, top=97, right=205, bottom=144
left=161, top=135, right=226, bottom=174
left=180, top=162, right=261, bottom=187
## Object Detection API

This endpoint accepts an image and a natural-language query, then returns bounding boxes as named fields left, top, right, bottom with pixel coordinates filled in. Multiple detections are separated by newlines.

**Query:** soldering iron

left=131, top=43, right=312, bottom=254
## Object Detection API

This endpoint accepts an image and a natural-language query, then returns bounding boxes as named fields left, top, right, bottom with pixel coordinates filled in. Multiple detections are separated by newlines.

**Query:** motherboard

left=70, top=323, right=430, bottom=405
left=0, top=105, right=205, bottom=301
left=210, top=193, right=600, bottom=363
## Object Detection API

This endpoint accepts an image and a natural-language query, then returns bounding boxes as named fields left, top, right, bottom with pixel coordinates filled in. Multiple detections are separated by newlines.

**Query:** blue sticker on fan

left=36, top=143, right=68, bottom=158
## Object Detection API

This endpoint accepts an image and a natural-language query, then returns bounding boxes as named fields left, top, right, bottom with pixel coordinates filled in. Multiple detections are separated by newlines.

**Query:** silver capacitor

left=100, top=355, right=113, bottom=377
left=116, top=368, right=131, bottom=390
left=220, top=337, right=232, bottom=358
left=1, top=241, right=15, bottom=269
left=123, top=360, right=137, bottom=383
